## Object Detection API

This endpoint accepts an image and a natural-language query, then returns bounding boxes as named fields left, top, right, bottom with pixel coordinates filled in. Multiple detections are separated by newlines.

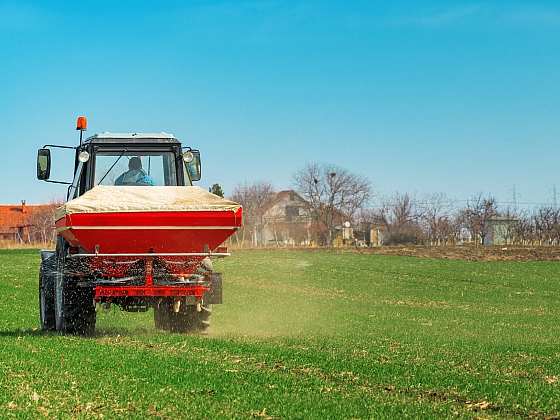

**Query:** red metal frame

left=87, top=255, right=202, bottom=277
left=91, top=256, right=209, bottom=301
left=94, top=285, right=208, bottom=300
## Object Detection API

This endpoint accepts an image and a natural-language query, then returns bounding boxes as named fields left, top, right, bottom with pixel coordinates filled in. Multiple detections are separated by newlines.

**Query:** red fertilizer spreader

left=54, top=186, right=242, bottom=302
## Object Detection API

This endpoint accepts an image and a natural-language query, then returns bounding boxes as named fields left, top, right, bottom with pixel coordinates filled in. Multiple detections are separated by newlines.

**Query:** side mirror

left=183, top=150, right=201, bottom=182
left=37, top=148, right=51, bottom=180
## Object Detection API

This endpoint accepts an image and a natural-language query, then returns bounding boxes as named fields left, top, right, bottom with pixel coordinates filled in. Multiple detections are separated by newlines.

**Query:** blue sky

left=1, top=1, right=559, bottom=207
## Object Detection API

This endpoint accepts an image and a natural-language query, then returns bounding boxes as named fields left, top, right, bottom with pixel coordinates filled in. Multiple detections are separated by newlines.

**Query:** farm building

left=0, top=200, right=58, bottom=243
left=352, top=225, right=384, bottom=247
left=256, top=190, right=312, bottom=246
left=484, top=216, right=519, bottom=245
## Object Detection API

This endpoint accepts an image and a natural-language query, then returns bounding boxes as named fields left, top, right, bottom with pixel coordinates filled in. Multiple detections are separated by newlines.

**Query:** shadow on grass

left=0, top=329, right=48, bottom=337
left=94, top=326, right=157, bottom=337
left=0, top=326, right=163, bottom=339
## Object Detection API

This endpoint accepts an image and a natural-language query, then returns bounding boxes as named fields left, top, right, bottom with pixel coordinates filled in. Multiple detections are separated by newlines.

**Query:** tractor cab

left=37, top=118, right=201, bottom=200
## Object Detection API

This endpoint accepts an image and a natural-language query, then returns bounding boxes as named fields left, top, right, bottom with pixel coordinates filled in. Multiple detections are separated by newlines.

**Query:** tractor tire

left=39, top=256, right=56, bottom=331
left=54, top=236, right=96, bottom=336
left=153, top=297, right=212, bottom=334
left=196, top=257, right=213, bottom=273
left=188, top=303, right=212, bottom=335
left=170, top=304, right=212, bottom=335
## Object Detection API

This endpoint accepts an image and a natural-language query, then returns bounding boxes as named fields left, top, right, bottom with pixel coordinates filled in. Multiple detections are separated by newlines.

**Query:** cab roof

left=84, top=132, right=180, bottom=144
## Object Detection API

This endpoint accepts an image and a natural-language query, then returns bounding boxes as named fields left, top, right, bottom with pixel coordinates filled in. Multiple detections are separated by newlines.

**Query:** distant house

left=352, top=225, right=384, bottom=247
left=0, top=200, right=57, bottom=243
left=484, top=216, right=519, bottom=245
left=256, top=190, right=312, bottom=246
left=332, top=222, right=354, bottom=247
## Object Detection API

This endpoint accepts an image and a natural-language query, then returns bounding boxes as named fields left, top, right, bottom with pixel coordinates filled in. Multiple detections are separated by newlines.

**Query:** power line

left=400, top=198, right=559, bottom=207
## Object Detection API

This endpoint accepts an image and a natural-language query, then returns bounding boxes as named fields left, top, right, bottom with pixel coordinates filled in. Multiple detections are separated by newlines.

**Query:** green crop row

left=0, top=249, right=559, bottom=419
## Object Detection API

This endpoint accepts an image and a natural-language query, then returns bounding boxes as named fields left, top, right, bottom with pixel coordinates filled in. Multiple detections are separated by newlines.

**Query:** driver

left=114, top=157, right=157, bottom=186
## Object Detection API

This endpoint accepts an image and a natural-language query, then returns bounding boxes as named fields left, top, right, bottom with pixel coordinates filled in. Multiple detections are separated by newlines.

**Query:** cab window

left=94, top=152, right=178, bottom=186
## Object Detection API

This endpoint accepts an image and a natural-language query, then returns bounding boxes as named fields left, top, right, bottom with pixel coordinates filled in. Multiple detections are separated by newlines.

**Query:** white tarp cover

left=55, top=186, right=241, bottom=222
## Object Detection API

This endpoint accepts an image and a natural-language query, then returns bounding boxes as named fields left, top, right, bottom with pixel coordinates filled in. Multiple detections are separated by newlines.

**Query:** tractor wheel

left=196, top=257, right=213, bottom=273
left=188, top=303, right=212, bottom=335
left=169, top=303, right=212, bottom=335
left=154, top=298, right=212, bottom=334
left=39, top=269, right=55, bottom=331
left=54, top=236, right=96, bottom=336
left=183, top=257, right=213, bottom=334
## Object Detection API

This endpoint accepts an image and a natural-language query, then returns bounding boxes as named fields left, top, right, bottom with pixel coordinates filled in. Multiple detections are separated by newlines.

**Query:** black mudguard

left=39, top=250, right=56, bottom=283
left=203, top=273, right=222, bottom=304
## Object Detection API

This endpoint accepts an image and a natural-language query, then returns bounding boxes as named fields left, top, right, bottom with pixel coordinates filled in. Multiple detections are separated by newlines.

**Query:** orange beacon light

left=76, top=116, right=87, bottom=131
left=76, top=116, right=87, bottom=145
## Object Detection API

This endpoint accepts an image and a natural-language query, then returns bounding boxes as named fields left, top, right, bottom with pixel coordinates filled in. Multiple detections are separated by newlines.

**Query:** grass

left=0, top=249, right=559, bottom=419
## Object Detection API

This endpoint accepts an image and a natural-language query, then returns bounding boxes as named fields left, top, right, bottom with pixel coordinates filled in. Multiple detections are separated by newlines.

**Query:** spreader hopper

left=55, top=186, right=242, bottom=255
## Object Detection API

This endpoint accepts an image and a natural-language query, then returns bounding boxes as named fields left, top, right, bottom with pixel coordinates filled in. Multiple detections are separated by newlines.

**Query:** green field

left=1, top=249, right=559, bottom=419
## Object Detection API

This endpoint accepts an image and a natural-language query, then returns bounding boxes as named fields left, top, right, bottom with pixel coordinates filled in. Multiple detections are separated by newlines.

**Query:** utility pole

left=509, top=184, right=517, bottom=211
left=467, top=196, right=471, bottom=243
left=550, top=184, right=557, bottom=210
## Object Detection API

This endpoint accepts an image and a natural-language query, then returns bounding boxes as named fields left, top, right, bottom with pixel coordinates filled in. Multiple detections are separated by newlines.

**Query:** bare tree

left=229, top=181, right=276, bottom=247
left=375, top=192, right=423, bottom=245
left=293, top=163, right=372, bottom=246
left=418, top=192, right=456, bottom=245
left=28, top=196, right=65, bottom=244
left=515, top=209, right=535, bottom=245
left=441, top=214, right=462, bottom=245
left=533, top=205, right=560, bottom=245
left=497, top=205, right=519, bottom=245
left=459, top=193, right=498, bottom=246
left=288, top=215, right=311, bottom=246
left=262, top=205, right=285, bottom=246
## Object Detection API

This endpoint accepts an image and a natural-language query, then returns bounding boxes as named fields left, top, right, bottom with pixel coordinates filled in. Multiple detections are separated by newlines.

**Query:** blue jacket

left=114, top=169, right=157, bottom=186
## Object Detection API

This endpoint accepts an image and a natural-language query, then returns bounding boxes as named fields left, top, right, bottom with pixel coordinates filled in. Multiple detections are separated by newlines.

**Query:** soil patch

left=244, top=245, right=560, bottom=262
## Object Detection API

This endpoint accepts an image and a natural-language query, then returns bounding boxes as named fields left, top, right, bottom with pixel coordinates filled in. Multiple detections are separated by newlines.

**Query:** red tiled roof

left=0, top=202, right=53, bottom=234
